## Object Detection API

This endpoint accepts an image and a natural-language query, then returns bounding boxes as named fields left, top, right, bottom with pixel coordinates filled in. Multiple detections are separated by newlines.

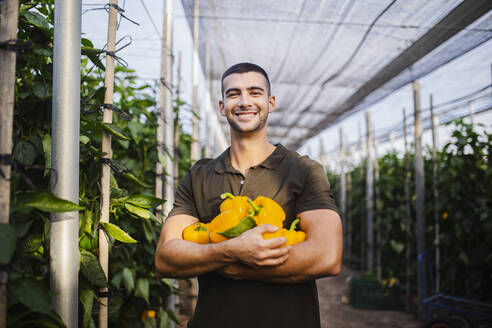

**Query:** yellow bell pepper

left=220, top=192, right=250, bottom=216
left=263, top=218, right=305, bottom=247
left=209, top=193, right=256, bottom=243
left=182, top=222, right=210, bottom=244
left=248, top=196, right=285, bottom=228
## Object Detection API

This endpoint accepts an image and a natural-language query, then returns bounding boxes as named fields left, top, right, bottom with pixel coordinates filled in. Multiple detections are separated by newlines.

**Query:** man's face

left=219, top=71, right=275, bottom=134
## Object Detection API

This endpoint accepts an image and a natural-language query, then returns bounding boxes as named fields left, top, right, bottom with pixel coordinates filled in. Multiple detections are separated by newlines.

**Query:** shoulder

left=280, top=145, right=323, bottom=173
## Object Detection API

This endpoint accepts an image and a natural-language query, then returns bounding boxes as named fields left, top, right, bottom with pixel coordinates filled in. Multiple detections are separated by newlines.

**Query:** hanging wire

left=139, top=0, right=161, bottom=38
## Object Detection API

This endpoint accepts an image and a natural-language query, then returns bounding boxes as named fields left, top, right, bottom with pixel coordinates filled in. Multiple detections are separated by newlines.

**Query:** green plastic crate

left=349, top=277, right=403, bottom=310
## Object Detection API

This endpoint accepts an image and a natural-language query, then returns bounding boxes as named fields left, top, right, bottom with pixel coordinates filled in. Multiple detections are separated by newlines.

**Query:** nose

left=238, top=93, right=252, bottom=108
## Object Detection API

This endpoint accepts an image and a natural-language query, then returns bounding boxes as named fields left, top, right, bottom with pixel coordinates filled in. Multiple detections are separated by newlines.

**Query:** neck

left=229, top=128, right=275, bottom=176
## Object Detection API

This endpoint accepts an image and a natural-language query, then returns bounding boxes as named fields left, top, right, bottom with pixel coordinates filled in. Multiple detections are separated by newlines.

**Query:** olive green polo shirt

left=168, top=144, right=338, bottom=328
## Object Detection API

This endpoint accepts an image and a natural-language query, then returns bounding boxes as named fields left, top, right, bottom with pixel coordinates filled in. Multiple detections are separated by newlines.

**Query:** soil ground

left=317, top=266, right=422, bottom=328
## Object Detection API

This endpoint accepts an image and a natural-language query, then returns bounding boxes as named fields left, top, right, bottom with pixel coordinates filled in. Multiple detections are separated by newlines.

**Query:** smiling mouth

left=234, top=111, right=258, bottom=118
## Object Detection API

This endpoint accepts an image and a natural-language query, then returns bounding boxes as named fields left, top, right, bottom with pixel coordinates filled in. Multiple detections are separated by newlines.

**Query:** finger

left=257, top=253, right=290, bottom=267
left=262, top=246, right=290, bottom=259
left=256, top=224, right=280, bottom=234
left=263, top=236, right=287, bottom=248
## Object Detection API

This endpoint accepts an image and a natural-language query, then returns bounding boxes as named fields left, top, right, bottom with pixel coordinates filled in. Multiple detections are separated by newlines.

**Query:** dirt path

left=317, top=267, right=422, bottom=328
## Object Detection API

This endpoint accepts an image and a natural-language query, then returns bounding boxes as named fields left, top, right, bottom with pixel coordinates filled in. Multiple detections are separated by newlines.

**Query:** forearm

left=219, top=209, right=343, bottom=283
left=220, top=238, right=341, bottom=283
left=155, top=239, right=233, bottom=278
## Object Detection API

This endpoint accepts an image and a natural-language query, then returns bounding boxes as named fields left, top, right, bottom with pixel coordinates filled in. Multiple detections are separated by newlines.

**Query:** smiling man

left=155, top=63, right=343, bottom=328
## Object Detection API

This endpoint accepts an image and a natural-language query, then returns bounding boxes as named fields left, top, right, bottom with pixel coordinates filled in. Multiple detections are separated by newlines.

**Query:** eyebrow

left=225, top=86, right=265, bottom=94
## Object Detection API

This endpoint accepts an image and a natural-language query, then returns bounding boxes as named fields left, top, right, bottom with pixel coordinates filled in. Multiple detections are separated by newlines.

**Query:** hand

left=226, top=224, right=291, bottom=267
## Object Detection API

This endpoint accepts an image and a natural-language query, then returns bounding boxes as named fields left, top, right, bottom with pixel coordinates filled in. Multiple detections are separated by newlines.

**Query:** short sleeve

left=295, top=160, right=339, bottom=215
left=167, top=170, right=199, bottom=218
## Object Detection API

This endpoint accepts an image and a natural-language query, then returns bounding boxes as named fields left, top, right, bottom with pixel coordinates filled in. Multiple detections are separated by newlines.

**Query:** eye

left=227, top=92, right=239, bottom=98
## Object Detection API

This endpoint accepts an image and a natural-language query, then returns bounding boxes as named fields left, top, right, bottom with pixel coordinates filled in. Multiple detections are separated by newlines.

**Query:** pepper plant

left=4, top=1, right=183, bottom=327
left=336, top=119, right=491, bottom=304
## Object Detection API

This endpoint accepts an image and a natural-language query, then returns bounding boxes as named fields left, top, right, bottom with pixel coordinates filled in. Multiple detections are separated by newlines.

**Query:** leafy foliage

left=7, top=1, right=187, bottom=327
left=338, top=119, right=491, bottom=303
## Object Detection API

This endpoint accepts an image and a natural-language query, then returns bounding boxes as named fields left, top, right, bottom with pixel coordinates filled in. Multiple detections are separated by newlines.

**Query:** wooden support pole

left=373, top=133, right=381, bottom=281
left=0, top=1, right=19, bottom=326
left=173, top=52, right=182, bottom=188
left=430, top=95, right=440, bottom=293
left=413, top=81, right=426, bottom=312
left=190, top=0, right=200, bottom=163
left=468, top=101, right=475, bottom=126
left=365, top=112, right=374, bottom=273
left=339, top=128, right=346, bottom=239
left=403, top=107, right=412, bottom=312
left=163, top=0, right=174, bottom=217
left=346, top=169, right=353, bottom=263
left=359, top=122, right=365, bottom=269
left=99, top=2, right=118, bottom=327
left=155, top=12, right=166, bottom=222
left=204, top=41, right=211, bottom=158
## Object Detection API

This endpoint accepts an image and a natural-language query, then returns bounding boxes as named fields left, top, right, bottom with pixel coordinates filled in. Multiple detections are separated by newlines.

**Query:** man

left=155, top=63, right=343, bottom=328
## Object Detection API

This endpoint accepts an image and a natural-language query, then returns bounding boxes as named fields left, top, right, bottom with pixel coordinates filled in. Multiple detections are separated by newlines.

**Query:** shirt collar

left=214, top=144, right=288, bottom=174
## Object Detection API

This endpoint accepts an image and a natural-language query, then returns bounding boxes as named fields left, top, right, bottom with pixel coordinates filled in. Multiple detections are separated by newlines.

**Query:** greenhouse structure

left=0, top=0, right=491, bottom=327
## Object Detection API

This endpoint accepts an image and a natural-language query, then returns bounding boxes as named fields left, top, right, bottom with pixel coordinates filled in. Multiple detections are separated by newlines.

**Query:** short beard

left=227, top=110, right=268, bottom=133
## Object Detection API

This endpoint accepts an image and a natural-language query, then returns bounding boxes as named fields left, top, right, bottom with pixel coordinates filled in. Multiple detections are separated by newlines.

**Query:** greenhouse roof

left=180, top=0, right=492, bottom=150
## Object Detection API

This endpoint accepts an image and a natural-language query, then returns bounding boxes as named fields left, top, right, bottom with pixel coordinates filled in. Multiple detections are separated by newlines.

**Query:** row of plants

left=329, top=119, right=491, bottom=303
left=1, top=1, right=194, bottom=327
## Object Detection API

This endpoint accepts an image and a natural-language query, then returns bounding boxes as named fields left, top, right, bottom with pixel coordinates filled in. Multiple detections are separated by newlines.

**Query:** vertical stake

left=430, top=95, right=440, bottom=293
left=173, top=52, right=182, bottom=189
left=98, top=1, right=118, bottom=327
left=0, top=0, right=20, bottom=326
left=403, top=107, right=412, bottom=312
left=339, top=128, right=346, bottom=260
left=365, top=112, right=374, bottom=273
left=413, top=81, right=426, bottom=316
left=190, top=0, right=200, bottom=163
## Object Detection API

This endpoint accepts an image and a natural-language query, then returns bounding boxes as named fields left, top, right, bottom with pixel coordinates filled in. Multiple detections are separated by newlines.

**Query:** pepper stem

left=247, top=198, right=262, bottom=215
left=289, top=218, right=300, bottom=231
left=220, top=192, right=235, bottom=200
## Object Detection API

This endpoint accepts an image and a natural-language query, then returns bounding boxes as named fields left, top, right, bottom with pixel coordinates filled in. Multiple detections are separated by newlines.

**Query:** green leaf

left=100, top=222, right=138, bottom=243
left=100, top=123, right=131, bottom=141
left=81, top=45, right=105, bottom=56
left=16, top=191, right=85, bottom=213
left=80, top=135, right=90, bottom=144
left=110, top=173, right=120, bottom=191
left=126, top=195, right=165, bottom=209
left=123, top=172, right=152, bottom=188
left=20, top=11, right=51, bottom=30
left=158, top=310, right=169, bottom=328
left=9, top=278, right=54, bottom=315
left=142, top=219, right=155, bottom=243
left=42, top=134, right=51, bottom=177
left=145, top=317, right=157, bottom=328
left=459, top=251, right=469, bottom=266
left=124, top=203, right=154, bottom=220
left=33, top=82, right=49, bottom=99
left=0, top=223, right=17, bottom=264
left=13, top=140, right=36, bottom=166
left=218, top=216, right=256, bottom=239
left=165, top=308, right=181, bottom=326
left=80, top=250, right=108, bottom=288
left=33, top=47, right=52, bottom=57
left=80, top=288, right=96, bottom=328
left=135, top=278, right=150, bottom=304
left=122, top=267, right=134, bottom=292
left=81, top=38, right=94, bottom=48
left=390, top=240, right=404, bottom=255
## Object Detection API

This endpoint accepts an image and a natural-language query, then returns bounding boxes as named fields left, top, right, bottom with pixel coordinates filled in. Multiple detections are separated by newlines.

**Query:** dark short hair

left=221, top=62, right=271, bottom=97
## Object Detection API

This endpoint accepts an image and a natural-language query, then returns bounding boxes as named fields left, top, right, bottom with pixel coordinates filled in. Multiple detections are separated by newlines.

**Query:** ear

left=268, top=95, right=276, bottom=113
left=219, top=100, right=225, bottom=116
